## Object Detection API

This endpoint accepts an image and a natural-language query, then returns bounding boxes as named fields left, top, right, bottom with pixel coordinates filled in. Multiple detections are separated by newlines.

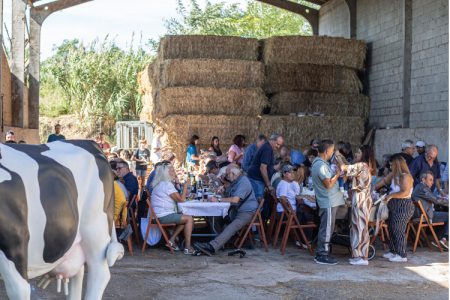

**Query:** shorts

left=152, top=213, right=182, bottom=225
left=136, top=169, right=147, bottom=177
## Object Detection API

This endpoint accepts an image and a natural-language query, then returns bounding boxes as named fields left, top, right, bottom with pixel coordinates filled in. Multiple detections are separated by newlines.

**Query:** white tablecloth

left=178, top=202, right=230, bottom=218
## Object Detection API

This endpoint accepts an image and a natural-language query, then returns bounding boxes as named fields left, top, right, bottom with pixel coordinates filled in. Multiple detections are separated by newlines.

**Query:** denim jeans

left=433, top=211, right=449, bottom=239
left=248, top=177, right=269, bottom=218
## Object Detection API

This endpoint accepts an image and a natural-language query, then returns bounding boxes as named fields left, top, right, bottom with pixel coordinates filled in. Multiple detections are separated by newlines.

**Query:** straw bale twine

left=157, top=87, right=268, bottom=118
left=265, top=64, right=362, bottom=94
left=262, top=36, right=367, bottom=71
left=269, top=92, right=370, bottom=118
left=159, top=35, right=259, bottom=61
left=159, top=59, right=265, bottom=89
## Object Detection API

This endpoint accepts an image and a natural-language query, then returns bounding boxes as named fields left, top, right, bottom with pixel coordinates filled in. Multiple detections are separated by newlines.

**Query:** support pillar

left=344, top=0, right=357, bottom=39
left=402, top=0, right=412, bottom=128
left=11, top=0, right=26, bottom=128
left=28, top=0, right=92, bottom=129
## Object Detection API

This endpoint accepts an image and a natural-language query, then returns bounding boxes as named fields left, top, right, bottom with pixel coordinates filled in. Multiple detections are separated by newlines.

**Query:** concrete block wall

left=356, top=0, right=404, bottom=128
left=318, top=0, right=449, bottom=129
left=410, top=0, right=449, bottom=128
left=318, top=0, right=350, bottom=38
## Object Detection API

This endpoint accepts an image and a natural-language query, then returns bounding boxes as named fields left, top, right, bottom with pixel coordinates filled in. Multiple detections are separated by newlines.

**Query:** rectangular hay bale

left=259, top=116, right=365, bottom=148
left=160, top=59, right=265, bottom=89
left=159, top=35, right=259, bottom=61
left=262, top=36, right=367, bottom=71
left=265, top=64, right=362, bottom=94
left=158, top=87, right=268, bottom=118
left=269, top=92, right=370, bottom=119
left=158, top=115, right=261, bottom=147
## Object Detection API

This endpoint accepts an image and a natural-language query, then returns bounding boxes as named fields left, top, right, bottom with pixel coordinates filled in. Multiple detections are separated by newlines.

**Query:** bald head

left=280, top=147, right=290, bottom=158
left=425, top=145, right=438, bottom=163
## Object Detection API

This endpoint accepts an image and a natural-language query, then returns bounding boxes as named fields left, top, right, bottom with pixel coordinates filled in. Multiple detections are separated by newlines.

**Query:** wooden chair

left=265, top=192, right=279, bottom=243
left=141, top=199, right=177, bottom=254
left=406, top=201, right=444, bottom=253
left=115, top=200, right=133, bottom=256
left=127, top=195, right=140, bottom=246
left=368, top=220, right=389, bottom=250
left=276, top=197, right=315, bottom=255
left=233, top=198, right=268, bottom=252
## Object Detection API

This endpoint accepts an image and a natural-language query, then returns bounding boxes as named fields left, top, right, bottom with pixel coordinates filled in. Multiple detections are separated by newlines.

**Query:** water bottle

left=30, top=285, right=42, bottom=300
left=308, top=176, right=313, bottom=191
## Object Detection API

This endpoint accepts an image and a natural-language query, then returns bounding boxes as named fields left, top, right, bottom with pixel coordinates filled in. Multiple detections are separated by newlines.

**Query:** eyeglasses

left=116, top=166, right=127, bottom=171
left=425, top=154, right=436, bottom=161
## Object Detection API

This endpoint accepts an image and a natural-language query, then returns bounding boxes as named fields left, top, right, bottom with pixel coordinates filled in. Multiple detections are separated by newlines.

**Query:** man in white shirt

left=151, top=128, right=169, bottom=164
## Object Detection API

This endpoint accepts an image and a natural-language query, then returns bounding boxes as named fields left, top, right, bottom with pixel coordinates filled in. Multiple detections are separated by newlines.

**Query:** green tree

left=148, top=0, right=318, bottom=51
left=40, top=35, right=153, bottom=129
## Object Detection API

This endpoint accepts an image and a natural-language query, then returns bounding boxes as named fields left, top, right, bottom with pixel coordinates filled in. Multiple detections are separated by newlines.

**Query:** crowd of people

left=12, top=123, right=448, bottom=265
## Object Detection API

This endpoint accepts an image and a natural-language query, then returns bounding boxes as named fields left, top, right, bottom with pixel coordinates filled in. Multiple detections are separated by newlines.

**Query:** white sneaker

left=382, top=252, right=396, bottom=259
left=439, top=238, right=449, bottom=250
left=349, top=257, right=360, bottom=262
left=295, top=241, right=309, bottom=248
left=349, top=257, right=368, bottom=265
left=344, top=191, right=348, bottom=199
left=389, top=254, right=407, bottom=262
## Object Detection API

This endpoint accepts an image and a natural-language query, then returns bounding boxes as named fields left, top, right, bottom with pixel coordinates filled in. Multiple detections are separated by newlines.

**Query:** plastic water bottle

left=308, top=176, right=314, bottom=191
left=30, top=285, right=42, bottom=300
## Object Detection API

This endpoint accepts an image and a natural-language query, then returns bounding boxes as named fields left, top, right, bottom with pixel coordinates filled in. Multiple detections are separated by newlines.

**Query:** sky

left=2, top=0, right=248, bottom=61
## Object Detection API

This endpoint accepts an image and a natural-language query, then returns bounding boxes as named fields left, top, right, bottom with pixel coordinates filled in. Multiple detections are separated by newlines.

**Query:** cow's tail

left=106, top=221, right=124, bottom=267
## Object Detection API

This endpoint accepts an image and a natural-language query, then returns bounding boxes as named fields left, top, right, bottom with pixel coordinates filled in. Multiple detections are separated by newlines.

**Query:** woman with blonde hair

left=336, top=145, right=377, bottom=265
left=150, top=162, right=195, bottom=254
left=371, top=155, right=414, bottom=262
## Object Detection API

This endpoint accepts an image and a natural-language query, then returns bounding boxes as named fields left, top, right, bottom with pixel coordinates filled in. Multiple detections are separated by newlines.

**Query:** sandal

left=184, top=247, right=195, bottom=255
left=165, top=240, right=180, bottom=251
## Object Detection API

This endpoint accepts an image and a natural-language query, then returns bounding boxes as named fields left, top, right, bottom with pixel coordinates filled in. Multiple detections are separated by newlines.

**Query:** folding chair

left=233, top=198, right=268, bottom=252
left=265, top=192, right=279, bottom=243
left=406, top=201, right=444, bottom=253
left=141, top=199, right=177, bottom=254
left=276, top=198, right=315, bottom=255
left=115, top=200, right=133, bottom=256
left=368, top=220, right=389, bottom=250
left=127, top=195, right=141, bottom=246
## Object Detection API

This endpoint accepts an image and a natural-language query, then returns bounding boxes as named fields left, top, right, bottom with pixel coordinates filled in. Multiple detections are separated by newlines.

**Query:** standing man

left=134, top=139, right=151, bottom=186
left=242, top=135, right=267, bottom=173
left=409, top=145, right=446, bottom=197
left=416, top=141, right=426, bottom=156
left=280, top=146, right=306, bottom=166
left=392, top=140, right=415, bottom=166
left=151, top=128, right=170, bottom=164
left=47, top=124, right=66, bottom=143
left=97, top=132, right=111, bottom=152
left=312, top=139, right=344, bottom=265
left=247, top=133, right=283, bottom=201
left=5, top=130, right=15, bottom=142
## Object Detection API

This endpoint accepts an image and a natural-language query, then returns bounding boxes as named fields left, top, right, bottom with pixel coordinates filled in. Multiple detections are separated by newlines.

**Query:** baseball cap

left=281, top=164, right=294, bottom=173
left=416, top=141, right=426, bottom=147
left=6, top=130, right=14, bottom=135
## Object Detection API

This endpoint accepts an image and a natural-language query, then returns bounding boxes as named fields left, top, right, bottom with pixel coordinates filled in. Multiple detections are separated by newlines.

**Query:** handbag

left=370, top=194, right=389, bottom=237
left=223, top=192, right=252, bottom=223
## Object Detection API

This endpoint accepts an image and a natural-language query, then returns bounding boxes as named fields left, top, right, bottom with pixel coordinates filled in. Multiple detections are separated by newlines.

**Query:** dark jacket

left=411, top=182, right=449, bottom=221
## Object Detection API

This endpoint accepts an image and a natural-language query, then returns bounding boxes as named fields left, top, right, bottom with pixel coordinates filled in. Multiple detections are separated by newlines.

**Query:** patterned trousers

left=388, top=198, right=415, bottom=258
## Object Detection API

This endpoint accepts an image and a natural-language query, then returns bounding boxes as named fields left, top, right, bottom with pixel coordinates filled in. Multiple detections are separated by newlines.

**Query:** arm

left=133, top=156, right=146, bottom=163
left=322, top=172, right=340, bottom=189
left=260, top=163, right=274, bottom=192
left=414, top=184, right=449, bottom=206
left=210, top=196, right=240, bottom=204
left=445, top=181, right=449, bottom=194
left=169, top=179, right=190, bottom=203
left=385, top=175, right=413, bottom=201
left=371, top=173, right=393, bottom=192
left=435, top=178, right=446, bottom=197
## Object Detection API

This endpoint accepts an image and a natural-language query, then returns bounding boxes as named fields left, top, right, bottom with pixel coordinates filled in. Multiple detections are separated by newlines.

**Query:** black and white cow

left=0, top=140, right=124, bottom=300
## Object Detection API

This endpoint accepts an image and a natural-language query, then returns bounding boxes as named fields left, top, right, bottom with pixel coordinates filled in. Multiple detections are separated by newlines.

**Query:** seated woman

left=271, top=157, right=291, bottom=189
left=113, top=170, right=127, bottom=222
left=228, top=135, right=245, bottom=166
left=150, top=162, right=195, bottom=254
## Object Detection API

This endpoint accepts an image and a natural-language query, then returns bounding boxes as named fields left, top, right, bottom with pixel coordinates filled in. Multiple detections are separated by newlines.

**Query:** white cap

left=416, top=141, right=426, bottom=147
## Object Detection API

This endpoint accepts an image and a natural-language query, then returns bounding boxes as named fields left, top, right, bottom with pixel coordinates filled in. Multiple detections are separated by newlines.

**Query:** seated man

left=117, top=160, right=139, bottom=208
left=206, top=160, right=227, bottom=185
left=411, top=171, right=449, bottom=250
left=194, top=164, right=259, bottom=255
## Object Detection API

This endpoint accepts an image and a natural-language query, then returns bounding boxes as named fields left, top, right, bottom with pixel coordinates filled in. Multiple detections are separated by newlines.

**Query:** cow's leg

left=0, top=251, right=30, bottom=300
left=67, top=264, right=84, bottom=300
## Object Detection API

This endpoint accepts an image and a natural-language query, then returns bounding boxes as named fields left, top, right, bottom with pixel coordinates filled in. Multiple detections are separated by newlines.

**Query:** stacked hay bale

left=139, top=35, right=268, bottom=160
left=261, top=36, right=369, bottom=150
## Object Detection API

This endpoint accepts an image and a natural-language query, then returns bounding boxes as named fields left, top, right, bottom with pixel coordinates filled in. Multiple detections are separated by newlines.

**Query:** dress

left=347, top=162, right=372, bottom=258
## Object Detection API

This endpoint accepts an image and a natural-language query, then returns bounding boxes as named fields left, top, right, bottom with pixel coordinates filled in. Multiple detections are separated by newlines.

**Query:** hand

left=335, top=150, right=341, bottom=157
left=188, top=193, right=196, bottom=199
left=439, top=190, right=447, bottom=198
left=185, top=179, right=191, bottom=186
left=268, top=185, right=276, bottom=193
left=209, top=196, right=218, bottom=202
left=385, top=195, right=392, bottom=202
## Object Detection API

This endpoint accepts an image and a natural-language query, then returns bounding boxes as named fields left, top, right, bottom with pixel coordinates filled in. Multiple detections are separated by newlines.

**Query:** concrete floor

left=1, top=238, right=448, bottom=300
